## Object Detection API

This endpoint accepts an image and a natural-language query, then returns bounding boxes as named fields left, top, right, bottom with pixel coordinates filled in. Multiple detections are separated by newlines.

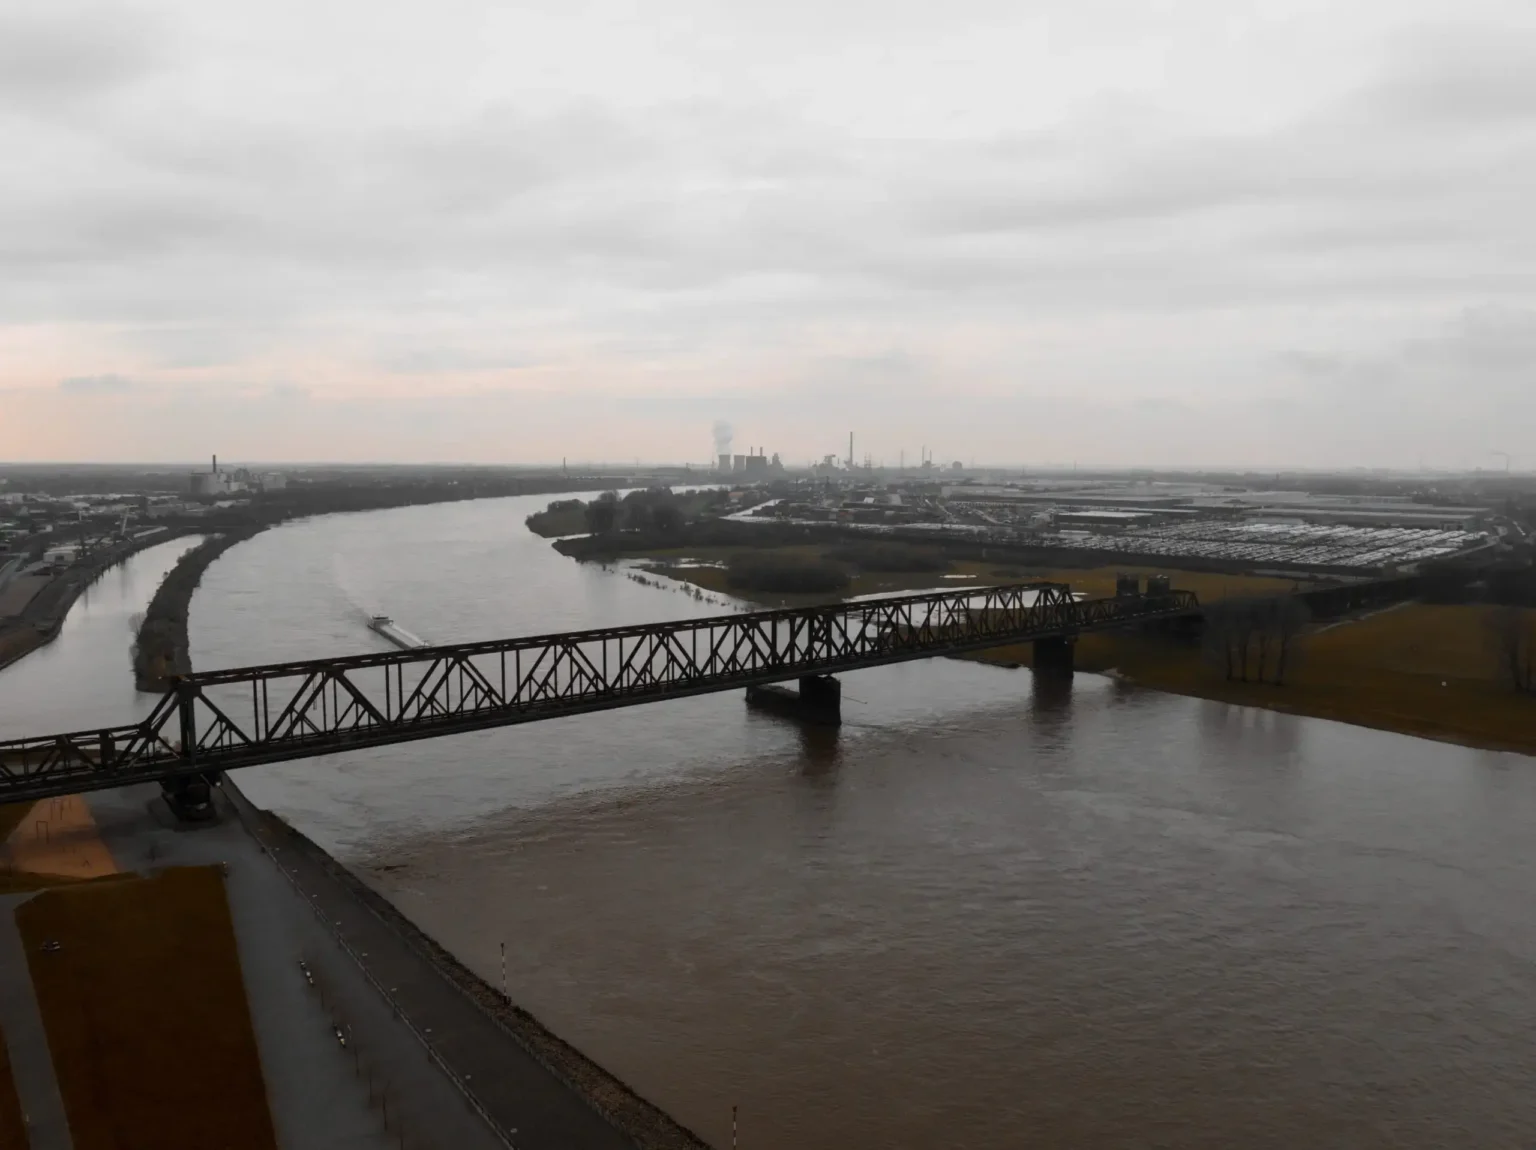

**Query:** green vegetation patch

left=527, top=487, right=733, bottom=540
left=524, top=498, right=590, bottom=538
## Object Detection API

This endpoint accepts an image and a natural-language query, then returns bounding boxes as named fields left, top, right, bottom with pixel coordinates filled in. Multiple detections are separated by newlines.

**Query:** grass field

left=609, top=536, right=1534, bottom=753
left=975, top=603, right=1536, bottom=755
left=637, top=546, right=1295, bottom=608
left=4, top=794, right=117, bottom=882
left=642, top=546, right=1536, bottom=751
left=16, top=866, right=277, bottom=1150
left=0, top=801, right=34, bottom=846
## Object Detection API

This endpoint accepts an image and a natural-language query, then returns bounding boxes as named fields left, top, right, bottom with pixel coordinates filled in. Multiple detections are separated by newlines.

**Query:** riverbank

left=0, top=529, right=192, bottom=673
left=0, top=775, right=624, bottom=1150
left=133, top=529, right=263, bottom=689
left=634, top=541, right=1302, bottom=607
left=618, top=540, right=1535, bottom=757
left=235, top=787, right=711, bottom=1149
left=971, top=602, right=1536, bottom=756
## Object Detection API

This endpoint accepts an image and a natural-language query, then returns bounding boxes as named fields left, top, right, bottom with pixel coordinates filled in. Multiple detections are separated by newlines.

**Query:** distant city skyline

left=3, top=0, right=1533, bottom=468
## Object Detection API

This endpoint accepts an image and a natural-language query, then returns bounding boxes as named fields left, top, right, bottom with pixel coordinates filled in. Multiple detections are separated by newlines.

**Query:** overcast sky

left=2, top=0, right=1534, bottom=468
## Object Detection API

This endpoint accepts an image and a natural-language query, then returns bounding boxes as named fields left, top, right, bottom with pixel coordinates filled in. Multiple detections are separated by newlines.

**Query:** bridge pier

left=745, top=675, right=843, bottom=725
left=160, top=773, right=222, bottom=822
left=1033, top=635, right=1076, bottom=677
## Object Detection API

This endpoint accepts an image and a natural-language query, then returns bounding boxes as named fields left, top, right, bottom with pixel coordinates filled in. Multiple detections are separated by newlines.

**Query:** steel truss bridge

left=0, top=582, right=1198, bottom=803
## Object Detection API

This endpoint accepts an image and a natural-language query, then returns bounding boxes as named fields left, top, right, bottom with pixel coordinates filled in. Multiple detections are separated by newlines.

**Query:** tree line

left=1201, top=596, right=1311, bottom=685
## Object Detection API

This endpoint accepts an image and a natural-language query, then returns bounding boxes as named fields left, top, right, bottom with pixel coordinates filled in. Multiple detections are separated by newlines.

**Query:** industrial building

left=189, top=457, right=286, bottom=496
left=940, top=483, right=1488, bottom=532
left=718, top=448, right=779, bottom=477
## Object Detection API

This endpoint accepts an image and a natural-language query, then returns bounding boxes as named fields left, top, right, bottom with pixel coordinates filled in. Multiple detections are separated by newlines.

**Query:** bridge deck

left=0, top=582, right=1198, bottom=803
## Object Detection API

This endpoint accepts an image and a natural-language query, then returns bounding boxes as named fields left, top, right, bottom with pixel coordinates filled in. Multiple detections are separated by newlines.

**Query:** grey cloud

left=1275, top=306, right=1536, bottom=410
left=4, top=2, right=1536, bottom=471
left=58, top=373, right=134, bottom=393
left=1276, top=351, right=1346, bottom=378
left=0, top=7, right=164, bottom=111
left=1367, top=26, right=1536, bottom=126
left=1398, top=305, right=1536, bottom=375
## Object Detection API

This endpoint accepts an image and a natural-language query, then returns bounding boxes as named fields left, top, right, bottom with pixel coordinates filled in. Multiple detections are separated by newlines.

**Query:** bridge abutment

left=745, top=675, right=843, bottom=725
left=1033, top=635, right=1076, bottom=677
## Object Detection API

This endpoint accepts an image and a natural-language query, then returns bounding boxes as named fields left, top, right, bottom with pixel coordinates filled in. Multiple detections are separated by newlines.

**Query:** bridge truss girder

left=0, top=582, right=1198, bottom=803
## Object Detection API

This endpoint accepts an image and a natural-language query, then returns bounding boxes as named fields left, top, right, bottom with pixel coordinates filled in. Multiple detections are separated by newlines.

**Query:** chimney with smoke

left=713, top=420, right=734, bottom=473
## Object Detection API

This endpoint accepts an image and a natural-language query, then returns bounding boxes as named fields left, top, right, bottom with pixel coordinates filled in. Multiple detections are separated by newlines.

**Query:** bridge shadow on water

left=1027, top=671, right=1075, bottom=737
left=793, top=722, right=843, bottom=779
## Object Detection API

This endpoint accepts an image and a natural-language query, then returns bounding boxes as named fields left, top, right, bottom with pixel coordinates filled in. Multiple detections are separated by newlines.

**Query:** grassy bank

left=133, top=529, right=262, bottom=689
left=637, top=543, right=1302, bottom=608
left=973, top=603, right=1536, bottom=755
left=626, top=541, right=1534, bottom=754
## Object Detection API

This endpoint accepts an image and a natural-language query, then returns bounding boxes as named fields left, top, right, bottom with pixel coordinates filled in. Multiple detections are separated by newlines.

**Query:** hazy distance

left=2, top=0, right=1533, bottom=469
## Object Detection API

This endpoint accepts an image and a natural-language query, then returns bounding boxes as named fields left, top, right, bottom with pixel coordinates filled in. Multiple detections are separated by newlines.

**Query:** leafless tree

left=1203, top=596, right=1310, bottom=685
left=1204, top=598, right=1258, bottom=682
left=1487, top=606, right=1535, bottom=694
left=1270, top=597, right=1310, bottom=685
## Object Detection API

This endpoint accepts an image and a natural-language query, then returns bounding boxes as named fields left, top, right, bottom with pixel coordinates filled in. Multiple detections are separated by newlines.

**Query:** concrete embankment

left=228, top=784, right=713, bottom=1150
left=3, top=775, right=708, bottom=1149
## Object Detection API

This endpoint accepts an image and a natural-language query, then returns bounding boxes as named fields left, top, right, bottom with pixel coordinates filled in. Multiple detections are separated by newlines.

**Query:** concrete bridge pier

left=745, top=674, right=843, bottom=725
left=1033, top=635, right=1076, bottom=677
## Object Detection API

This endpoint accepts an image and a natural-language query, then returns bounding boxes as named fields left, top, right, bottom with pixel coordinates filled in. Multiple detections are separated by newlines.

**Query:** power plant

left=719, top=447, right=778, bottom=476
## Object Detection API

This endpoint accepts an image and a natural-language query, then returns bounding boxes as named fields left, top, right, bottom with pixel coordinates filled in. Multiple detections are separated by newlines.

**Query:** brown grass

left=640, top=548, right=1300, bottom=607
left=637, top=544, right=1535, bottom=753
left=1028, top=565, right=1307, bottom=603
left=0, top=1019, right=26, bottom=1150
left=15, top=866, right=277, bottom=1150
left=3, top=794, right=117, bottom=881
left=639, top=545, right=996, bottom=604
left=0, top=801, right=35, bottom=846
left=975, top=604, right=1536, bottom=755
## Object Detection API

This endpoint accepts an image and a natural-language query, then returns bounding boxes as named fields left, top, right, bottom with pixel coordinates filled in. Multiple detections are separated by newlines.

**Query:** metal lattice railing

left=0, top=582, right=1198, bottom=801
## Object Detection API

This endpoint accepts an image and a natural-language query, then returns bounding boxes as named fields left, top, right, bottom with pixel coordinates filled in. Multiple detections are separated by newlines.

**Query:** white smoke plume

left=712, top=420, right=733, bottom=456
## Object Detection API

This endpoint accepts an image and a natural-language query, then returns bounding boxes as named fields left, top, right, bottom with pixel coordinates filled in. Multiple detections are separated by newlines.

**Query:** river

left=0, top=536, right=204, bottom=735
left=5, top=498, right=1536, bottom=1147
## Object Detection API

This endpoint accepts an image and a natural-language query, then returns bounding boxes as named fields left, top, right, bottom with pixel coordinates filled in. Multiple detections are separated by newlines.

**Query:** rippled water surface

left=12, top=499, right=1536, bottom=1147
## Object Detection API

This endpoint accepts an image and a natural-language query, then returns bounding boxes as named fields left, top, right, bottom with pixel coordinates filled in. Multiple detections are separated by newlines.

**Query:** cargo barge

left=367, top=615, right=426, bottom=650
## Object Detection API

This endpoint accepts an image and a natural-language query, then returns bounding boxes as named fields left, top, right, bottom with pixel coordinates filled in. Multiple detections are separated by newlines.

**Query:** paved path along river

left=7, top=499, right=1536, bottom=1148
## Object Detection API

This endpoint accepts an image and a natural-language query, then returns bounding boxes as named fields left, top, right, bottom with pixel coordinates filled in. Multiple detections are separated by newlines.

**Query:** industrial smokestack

left=212, top=454, right=218, bottom=474
left=848, top=432, right=853, bottom=469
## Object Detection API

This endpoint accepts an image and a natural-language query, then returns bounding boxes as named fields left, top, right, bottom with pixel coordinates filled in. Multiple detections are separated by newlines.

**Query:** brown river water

left=2, top=498, right=1534, bottom=1148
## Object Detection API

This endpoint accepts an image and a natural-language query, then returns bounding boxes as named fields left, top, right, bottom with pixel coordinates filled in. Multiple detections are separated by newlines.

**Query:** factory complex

left=746, top=479, right=1504, bottom=574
